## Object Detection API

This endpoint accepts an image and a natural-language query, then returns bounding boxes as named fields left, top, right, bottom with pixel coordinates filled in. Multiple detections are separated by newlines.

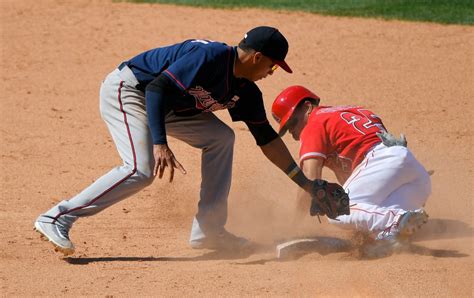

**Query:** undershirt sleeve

left=145, top=74, right=181, bottom=144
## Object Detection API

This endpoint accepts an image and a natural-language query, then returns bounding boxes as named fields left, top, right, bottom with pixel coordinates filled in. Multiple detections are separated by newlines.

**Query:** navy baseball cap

left=241, top=26, right=293, bottom=73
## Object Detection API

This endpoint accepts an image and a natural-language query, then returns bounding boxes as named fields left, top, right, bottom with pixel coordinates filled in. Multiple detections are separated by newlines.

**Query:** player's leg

left=35, top=66, right=154, bottom=252
left=343, top=145, right=415, bottom=206
left=165, top=112, right=236, bottom=245
left=330, top=145, right=417, bottom=232
left=381, top=149, right=431, bottom=210
left=330, top=202, right=404, bottom=232
left=335, top=145, right=429, bottom=232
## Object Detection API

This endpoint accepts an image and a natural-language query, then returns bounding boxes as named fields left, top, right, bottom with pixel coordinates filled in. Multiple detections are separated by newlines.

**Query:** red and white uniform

left=299, top=106, right=431, bottom=233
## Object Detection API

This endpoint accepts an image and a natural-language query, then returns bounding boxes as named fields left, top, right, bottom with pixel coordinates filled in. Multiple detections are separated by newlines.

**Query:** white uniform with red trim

left=299, top=106, right=431, bottom=234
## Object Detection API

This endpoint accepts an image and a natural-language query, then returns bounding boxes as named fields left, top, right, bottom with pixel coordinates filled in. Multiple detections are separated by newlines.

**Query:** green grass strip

left=126, top=0, right=473, bottom=25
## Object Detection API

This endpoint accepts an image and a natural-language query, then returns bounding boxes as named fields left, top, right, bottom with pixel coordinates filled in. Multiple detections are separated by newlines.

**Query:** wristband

left=287, top=165, right=300, bottom=179
left=284, top=162, right=299, bottom=176
left=284, top=162, right=310, bottom=189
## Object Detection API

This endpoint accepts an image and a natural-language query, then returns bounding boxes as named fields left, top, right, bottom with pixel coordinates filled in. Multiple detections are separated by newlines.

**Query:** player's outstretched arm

left=145, top=74, right=188, bottom=182
left=295, top=159, right=324, bottom=216
left=259, top=136, right=312, bottom=191
left=261, top=137, right=350, bottom=219
left=301, top=158, right=324, bottom=181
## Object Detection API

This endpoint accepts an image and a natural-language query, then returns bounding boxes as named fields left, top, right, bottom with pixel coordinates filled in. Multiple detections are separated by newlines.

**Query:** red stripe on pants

left=52, top=81, right=137, bottom=222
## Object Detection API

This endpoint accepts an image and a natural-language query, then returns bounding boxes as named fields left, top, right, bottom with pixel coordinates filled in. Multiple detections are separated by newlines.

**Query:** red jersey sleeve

left=299, top=114, right=330, bottom=166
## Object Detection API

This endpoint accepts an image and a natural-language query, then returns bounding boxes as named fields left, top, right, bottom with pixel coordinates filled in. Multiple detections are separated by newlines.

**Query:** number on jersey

left=340, top=109, right=384, bottom=135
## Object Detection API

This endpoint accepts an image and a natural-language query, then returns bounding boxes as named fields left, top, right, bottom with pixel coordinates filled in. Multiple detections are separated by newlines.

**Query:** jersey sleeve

left=228, top=81, right=268, bottom=124
left=299, top=117, right=330, bottom=165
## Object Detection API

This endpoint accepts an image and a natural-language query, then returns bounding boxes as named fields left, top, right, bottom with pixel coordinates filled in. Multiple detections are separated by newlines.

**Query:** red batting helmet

left=271, top=85, right=320, bottom=135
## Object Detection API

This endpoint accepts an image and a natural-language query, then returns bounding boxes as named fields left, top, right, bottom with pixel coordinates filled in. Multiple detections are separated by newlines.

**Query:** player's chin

left=253, top=75, right=267, bottom=82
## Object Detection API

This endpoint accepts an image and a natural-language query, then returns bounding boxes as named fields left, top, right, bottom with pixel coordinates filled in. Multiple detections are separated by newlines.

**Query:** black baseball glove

left=309, top=180, right=350, bottom=219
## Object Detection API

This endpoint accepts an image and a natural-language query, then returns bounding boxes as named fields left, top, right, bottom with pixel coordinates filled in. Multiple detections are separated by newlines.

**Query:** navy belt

left=117, top=62, right=146, bottom=92
left=118, top=61, right=128, bottom=70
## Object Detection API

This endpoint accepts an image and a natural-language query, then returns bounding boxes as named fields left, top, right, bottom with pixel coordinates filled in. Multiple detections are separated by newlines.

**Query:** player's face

left=250, top=53, right=277, bottom=81
left=288, top=118, right=305, bottom=140
left=287, top=106, right=308, bottom=140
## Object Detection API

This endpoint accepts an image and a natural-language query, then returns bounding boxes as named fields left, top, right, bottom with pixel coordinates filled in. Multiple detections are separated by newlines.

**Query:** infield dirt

left=1, top=0, right=473, bottom=296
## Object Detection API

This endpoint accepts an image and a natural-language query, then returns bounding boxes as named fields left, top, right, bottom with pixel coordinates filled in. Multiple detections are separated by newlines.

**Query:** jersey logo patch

left=188, top=86, right=239, bottom=112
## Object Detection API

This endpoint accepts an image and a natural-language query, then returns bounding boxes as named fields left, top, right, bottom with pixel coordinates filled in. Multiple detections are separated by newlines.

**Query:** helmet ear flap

left=314, top=97, right=321, bottom=107
left=278, top=116, right=295, bottom=137
left=278, top=100, right=309, bottom=137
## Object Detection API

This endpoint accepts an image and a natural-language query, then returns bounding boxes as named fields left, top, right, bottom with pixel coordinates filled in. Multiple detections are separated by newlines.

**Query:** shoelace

left=380, top=221, right=400, bottom=238
left=56, top=224, right=70, bottom=240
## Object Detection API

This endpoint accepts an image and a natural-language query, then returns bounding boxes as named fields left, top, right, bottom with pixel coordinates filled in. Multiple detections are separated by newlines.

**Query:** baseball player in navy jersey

left=34, top=26, right=341, bottom=256
left=272, top=86, right=431, bottom=253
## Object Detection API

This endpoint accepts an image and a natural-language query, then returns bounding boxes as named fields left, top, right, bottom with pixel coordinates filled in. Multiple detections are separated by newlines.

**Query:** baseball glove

left=309, top=180, right=350, bottom=219
left=376, top=130, right=407, bottom=147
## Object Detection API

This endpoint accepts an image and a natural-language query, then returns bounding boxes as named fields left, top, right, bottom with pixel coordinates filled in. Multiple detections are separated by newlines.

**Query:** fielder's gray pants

left=38, top=65, right=234, bottom=243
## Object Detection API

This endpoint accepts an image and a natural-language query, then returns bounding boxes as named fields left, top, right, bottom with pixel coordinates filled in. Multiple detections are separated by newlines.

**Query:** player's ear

left=304, top=100, right=314, bottom=113
left=253, top=52, right=263, bottom=63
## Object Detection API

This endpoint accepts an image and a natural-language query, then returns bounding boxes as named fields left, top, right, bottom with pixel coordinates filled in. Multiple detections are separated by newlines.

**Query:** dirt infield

left=1, top=0, right=473, bottom=296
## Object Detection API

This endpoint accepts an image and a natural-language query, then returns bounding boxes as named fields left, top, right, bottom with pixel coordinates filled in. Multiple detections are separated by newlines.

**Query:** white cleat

left=365, top=209, right=429, bottom=258
left=34, top=221, right=75, bottom=256
left=397, top=209, right=429, bottom=237
left=376, top=209, right=429, bottom=241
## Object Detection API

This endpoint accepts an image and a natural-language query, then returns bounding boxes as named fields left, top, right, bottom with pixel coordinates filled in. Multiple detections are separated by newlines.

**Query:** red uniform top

left=299, top=106, right=386, bottom=177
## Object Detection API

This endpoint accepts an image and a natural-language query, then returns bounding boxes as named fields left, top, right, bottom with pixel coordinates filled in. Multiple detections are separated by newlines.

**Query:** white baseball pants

left=329, top=143, right=431, bottom=233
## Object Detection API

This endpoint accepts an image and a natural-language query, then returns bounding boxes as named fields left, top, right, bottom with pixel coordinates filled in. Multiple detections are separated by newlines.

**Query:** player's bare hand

left=153, top=144, right=186, bottom=182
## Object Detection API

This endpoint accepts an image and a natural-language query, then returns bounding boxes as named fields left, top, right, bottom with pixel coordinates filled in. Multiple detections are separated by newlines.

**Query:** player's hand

left=153, top=144, right=186, bottom=182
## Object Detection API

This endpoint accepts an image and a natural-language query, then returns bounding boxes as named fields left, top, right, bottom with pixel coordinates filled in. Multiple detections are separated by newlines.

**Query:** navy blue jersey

left=125, top=40, right=267, bottom=124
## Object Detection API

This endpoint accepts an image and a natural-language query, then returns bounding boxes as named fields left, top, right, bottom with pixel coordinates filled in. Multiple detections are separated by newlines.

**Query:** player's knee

left=136, top=164, right=155, bottom=183
left=137, top=163, right=154, bottom=178
left=390, top=146, right=415, bottom=169
left=134, top=170, right=155, bottom=188
left=122, top=163, right=154, bottom=188
left=207, top=124, right=234, bottom=150
left=393, top=146, right=410, bottom=163
left=219, top=125, right=235, bottom=147
left=141, top=173, right=155, bottom=187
